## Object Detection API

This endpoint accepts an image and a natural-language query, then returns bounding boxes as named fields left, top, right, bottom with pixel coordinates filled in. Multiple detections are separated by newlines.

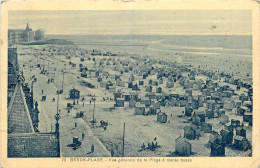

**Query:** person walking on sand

left=75, top=122, right=77, bottom=128
left=82, top=132, right=85, bottom=140
left=91, top=144, right=94, bottom=153
left=111, top=149, right=114, bottom=157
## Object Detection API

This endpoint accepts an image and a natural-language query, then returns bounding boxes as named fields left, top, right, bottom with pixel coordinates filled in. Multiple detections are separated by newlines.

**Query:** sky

left=8, top=10, right=251, bottom=35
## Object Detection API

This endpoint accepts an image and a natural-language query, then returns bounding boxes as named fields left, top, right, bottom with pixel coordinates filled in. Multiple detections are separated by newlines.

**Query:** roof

left=236, top=126, right=245, bottom=131
left=70, top=88, right=80, bottom=92
left=207, top=100, right=215, bottom=104
left=175, top=136, right=191, bottom=145
left=244, top=112, right=252, bottom=116
left=8, top=84, right=34, bottom=134
left=146, top=92, right=156, bottom=96
left=202, top=122, right=212, bottom=127
left=135, top=103, right=146, bottom=108
left=234, top=135, right=245, bottom=141
left=157, top=111, right=166, bottom=115
left=184, top=126, right=195, bottom=131
left=116, top=98, right=125, bottom=101
left=240, top=106, right=249, bottom=110
left=130, top=92, right=139, bottom=96
left=122, top=92, right=130, bottom=95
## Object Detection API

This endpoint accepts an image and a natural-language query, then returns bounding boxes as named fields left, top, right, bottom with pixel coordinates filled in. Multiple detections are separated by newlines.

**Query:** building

left=7, top=49, right=60, bottom=157
left=157, top=111, right=167, bottom=123
left=34, top=29, right=44, bottom=41
left=8, top=23, right=44, bottom=45
left=175, top=136, right=192, bottom=156
left=24, top=23, right=35, bottom=42
left=69, top=88, right=80, bottom=99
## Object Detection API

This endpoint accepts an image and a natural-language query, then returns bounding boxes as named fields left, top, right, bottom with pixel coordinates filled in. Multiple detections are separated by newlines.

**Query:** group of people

left=103, top=97, right=113, bottom=101
left=141, top=137, right=159, bottom=151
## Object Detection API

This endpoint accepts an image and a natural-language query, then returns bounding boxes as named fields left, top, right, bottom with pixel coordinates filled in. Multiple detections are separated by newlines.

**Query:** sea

left=45, top=35, right=252, bottom=57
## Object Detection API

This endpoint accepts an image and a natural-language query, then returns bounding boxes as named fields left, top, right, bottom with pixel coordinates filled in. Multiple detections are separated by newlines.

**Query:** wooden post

left=62, top=71, right=65, bottom=91
left=122, top=122, right=125, bottom=157
left=92, top=95, right=96, bottom=127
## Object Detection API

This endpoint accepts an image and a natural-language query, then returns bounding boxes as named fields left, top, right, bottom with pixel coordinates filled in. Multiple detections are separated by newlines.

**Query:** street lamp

left=54, top=90, right=61, bottom=136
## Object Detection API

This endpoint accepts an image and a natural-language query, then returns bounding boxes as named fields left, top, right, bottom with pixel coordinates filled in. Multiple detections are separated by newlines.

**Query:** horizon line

left=45, top=34, right=252, bottom=36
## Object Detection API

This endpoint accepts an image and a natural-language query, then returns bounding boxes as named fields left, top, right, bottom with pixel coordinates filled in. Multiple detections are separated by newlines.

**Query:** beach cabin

left=192, top=110, right=206, bottom=125
left=184, top=126, right=196, bottom=140
left=146, top=86, right=153, bottom=92
left=233, top=136, right=250, bottom=150
left=166, top=82, right=174, bottom=88
left=113, top=92, right=122, bottom=100
left=201, top=123, right=212, bottom=133
left=115, top=98, right=124, bottom=107
left=145, top=92, right=156, bottom=100
left=69, top=88, right=80, bottom=99
left=139, top=81, right=144, bottom=86
left=106, top=81, right=113, bottom=90
left=231, top=119, right=240, bottom=128
left=100, top=81, right=107, bottom=88
left=81, top=72, right=87, bottom=78
left=135, top=103, right=145, bottom=115
left=128, top=82, right=133, bottom=88
left=156, top=87, right=162, bottom=93
left=129, top=99, right=136, bottom=108
left=185, top=107, right=193, bottom=116
left=140, top=97, right=151, bottom=107
left=132, top=84, right=140, bottom=91
left=122, top=92, right=131, bottom=101
left=175, top=136, right=192, bottom=156
left=210, top=143, right=225, bottom=157
left=209, top=131, right=222, bottom=144
left=206, top=109, right=214, bottom=119
left=152, top=100, right=161, bottom=110
left=220, top=129, right=234, bottom=145
left=130, top=92, right=139, bottom=101
left=235, top=126, right=246, bottom=138
left=243, top=112, right=252, bottom=126
left=108, top=86, right=116, bottom=93
left=157, top=111, right=167, bottom=123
